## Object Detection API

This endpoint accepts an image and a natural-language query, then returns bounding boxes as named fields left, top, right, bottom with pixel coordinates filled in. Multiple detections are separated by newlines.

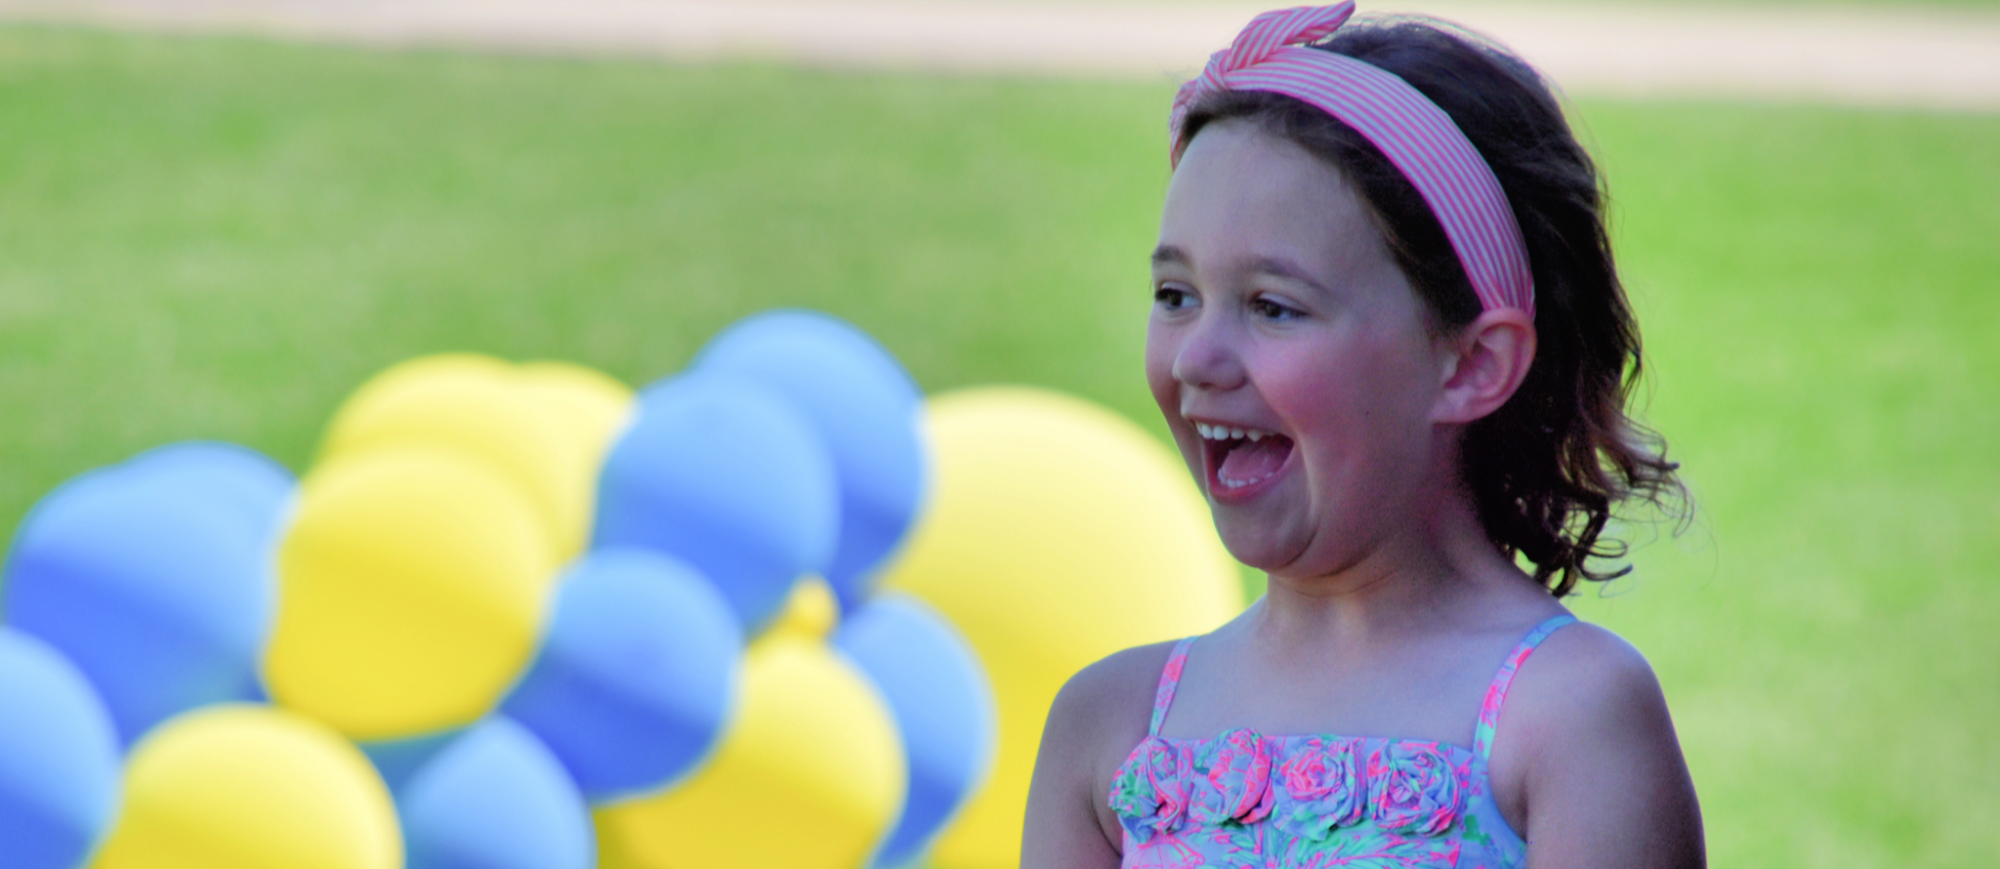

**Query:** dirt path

left=5, top=0, right=1999, bottom=109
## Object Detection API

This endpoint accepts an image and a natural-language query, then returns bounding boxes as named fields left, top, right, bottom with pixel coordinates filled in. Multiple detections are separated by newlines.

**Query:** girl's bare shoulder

left=1024, top=641, right=1181, bottom=864
left=1489, top=619, right=1705, bottom=867
left=1501, top=619, right=1671, bottom=743
left=1044, top=640, right=1180, bottom=759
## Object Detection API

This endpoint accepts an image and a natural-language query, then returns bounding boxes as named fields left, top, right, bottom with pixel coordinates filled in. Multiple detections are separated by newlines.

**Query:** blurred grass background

left=1, top=23, right=1995, bottom=868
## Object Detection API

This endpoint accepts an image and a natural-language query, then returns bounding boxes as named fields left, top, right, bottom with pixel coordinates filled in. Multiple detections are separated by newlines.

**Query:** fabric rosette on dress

left=1110, top=735, right=1195, bottom=843
left=1189, top=728, right=1276, bottom=826
left=1367, top=743, right=1465, bottom=836
left=1270, top=737, right=1367, bottom=842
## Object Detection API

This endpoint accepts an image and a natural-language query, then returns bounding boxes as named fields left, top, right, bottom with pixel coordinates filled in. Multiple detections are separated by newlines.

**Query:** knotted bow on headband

left=1171, top=3, right=1535, bottom=316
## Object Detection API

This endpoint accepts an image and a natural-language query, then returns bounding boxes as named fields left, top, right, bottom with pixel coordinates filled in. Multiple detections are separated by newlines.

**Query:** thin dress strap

left=1471, top=614, right=1578, bottom=762
left=1148, top=637, right=1198, bottom=736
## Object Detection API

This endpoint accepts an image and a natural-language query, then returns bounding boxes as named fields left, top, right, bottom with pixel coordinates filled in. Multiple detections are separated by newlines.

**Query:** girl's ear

left=1432, top=309, right=1537, bottom=424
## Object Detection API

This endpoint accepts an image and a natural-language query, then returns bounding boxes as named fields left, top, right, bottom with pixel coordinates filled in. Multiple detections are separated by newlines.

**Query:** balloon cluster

left=1, top=310, right=1244, bottom=869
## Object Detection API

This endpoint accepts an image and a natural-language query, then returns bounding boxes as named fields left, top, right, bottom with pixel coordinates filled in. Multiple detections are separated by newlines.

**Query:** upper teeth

left=1195, top=423, right=1269, bottom=441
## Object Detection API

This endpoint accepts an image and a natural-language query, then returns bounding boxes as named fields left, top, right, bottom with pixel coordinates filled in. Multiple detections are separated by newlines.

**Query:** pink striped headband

left=1171, top=3, right=1534, bottom=315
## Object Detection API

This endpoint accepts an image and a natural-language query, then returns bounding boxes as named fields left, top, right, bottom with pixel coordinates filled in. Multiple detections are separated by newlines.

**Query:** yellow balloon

left=92, top=704, right=400, bottom=869
left=515, top=360, right=635, bottom=555
left=596, top=580, right=904, bottom=869
left=320, top=354, right=591, bottom=558
left=878, top=387, right=1243, bottom=869
left=265, top=449, right=557, bottom=739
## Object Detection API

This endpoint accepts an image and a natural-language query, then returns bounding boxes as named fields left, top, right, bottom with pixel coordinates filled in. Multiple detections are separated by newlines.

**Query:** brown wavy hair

left=1175, top=17, right=1686, bottom=596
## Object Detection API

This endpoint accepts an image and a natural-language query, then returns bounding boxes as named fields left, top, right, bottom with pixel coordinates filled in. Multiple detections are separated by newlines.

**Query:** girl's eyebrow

left=1248, top=255, right=1335, bottom=297
left=1153, top=246, right=1334, bottom=296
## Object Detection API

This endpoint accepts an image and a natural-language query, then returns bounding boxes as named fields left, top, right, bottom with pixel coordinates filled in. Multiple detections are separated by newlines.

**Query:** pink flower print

left=1152, top=654, right=1187, bottom=711
left=1110, top=736, right=1192, bottom=843
left=1271, top=737, right=1365, bottom=841
left=1190, top=728, right=1274, bottom=826
left=1366, top=743, right=1465, bottom=837
left=1123, top=831, right=1204, bottom=869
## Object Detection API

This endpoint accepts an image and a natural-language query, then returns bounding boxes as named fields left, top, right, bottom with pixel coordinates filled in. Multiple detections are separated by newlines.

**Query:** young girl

left=1022, top=5, right=1703, bottom=867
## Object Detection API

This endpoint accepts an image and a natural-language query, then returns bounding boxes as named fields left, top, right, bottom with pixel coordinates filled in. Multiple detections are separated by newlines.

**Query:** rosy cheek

left=1144, top=364, right=1171, bottom=410
left=1257, top=364, right=1347, bottom=432
left=1143, top=333, right=1178, bottom=404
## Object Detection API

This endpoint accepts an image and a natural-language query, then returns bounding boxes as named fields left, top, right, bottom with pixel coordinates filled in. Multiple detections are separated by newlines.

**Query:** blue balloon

left=400, top=716, right=594, bottom=869
left=593, top=373, right=838, bottom=631
left=694, top=311, right=927, bottom=612
left=500, top=548, right=741, bottom=802
left=361, top=728, right=468, bottom=796
left=833, top=593, right=996, bottom=868
left=2, top=447, right=289, bottom=746
left=118, top=442, right=295, bottom=541
left=0, top=628, right=122, bottom=869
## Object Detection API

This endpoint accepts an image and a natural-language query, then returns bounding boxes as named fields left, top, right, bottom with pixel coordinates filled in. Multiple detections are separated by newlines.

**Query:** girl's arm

left=1498, top=624, right=1706, bottom=869
left=1021, top=645, right=1168, bottom=869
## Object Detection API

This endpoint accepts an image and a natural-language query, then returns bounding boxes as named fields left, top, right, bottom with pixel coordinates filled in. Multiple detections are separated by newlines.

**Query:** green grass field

left=2, top=25, right=1995, bottom=868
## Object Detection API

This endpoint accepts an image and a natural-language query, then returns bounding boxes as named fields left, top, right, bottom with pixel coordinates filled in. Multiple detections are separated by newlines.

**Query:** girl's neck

left=1246, top=484, right=1527, bottom=657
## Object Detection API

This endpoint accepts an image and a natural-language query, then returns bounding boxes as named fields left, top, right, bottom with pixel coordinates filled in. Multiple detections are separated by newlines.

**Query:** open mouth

left=1195, top=422, right=1295, bottom=498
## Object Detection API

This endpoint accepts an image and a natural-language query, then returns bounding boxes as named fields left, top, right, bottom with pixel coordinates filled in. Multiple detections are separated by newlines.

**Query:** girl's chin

left=1210, top=514, right=1308, bottom=576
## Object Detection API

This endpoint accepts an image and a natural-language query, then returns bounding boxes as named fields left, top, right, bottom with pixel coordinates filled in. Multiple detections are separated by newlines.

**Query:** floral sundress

left=1108, top=615, right=1576, bottom=868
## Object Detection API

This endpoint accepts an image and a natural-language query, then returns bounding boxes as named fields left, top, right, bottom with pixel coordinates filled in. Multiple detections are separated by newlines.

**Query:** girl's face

left=1146, top=122, right=1455, bottom=579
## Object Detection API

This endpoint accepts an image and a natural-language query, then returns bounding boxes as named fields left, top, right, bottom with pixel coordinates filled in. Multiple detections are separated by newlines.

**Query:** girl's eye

left=1251, top=297, right=1304, bottom=321
left=1154, top=285, right=1196, bottom=311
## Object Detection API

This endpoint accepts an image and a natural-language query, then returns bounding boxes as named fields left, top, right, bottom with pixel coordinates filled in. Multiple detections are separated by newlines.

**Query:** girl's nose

left=1171, top=315, right=1246, bottom=392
